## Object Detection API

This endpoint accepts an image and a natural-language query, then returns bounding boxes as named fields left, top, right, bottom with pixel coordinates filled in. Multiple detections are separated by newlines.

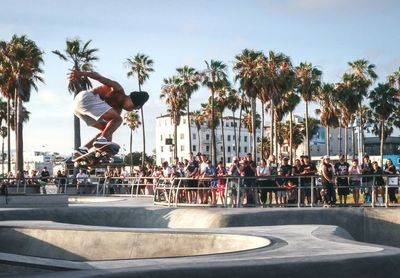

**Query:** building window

left=226, top=123, right=229, bottom=127
left=228, top=157, right=231, bottom=163
left=161, top=146, right=164, bottom=153
left=206, top=134, right=210, bottom=140
left=220, top=146, right=223, bottom=151
left=227, top=135, right=231, bottom=141
left=193, top=145, right=197, bottom=152
left=180, top=133, right=185, bottom=140
left=227, top=146, right=231, bottom=153
left=231, top=122, right=234, bottom=127
left=193, top=133, right=196, bottom=140
left=206, top=146, right=210, bottom=152
left=239, top=147, right=241, bottom=153
left=244, top=147, right=248, bottom=153
left=244, top=136, right=248, bottom=142
left=180, top=145, right=185, bottom=151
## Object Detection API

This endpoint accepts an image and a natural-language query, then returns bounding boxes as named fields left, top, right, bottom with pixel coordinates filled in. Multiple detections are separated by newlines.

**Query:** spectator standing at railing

left=76, top=169, right=88, bottom=194
left=300, top=155, right=317, bottom=205
left=186, top=152, right=199, bottom=204
left=228, top=158, right=241, bottom=207
left=40, top=167, right=49, bottom=194
left=216, top=161, right=227, bottom=206
left=239, top=159, right=256, bottom=206
left=349, top=159, right=362, bottom=206
left=203, top=160, right=217, bottom=205
left=268, top=155, right=279, bottom=205
left=334, top=154, right=350, bottom=206
left=384, top=159, right=398, bottom=204
left=372, top=161, right=385, bottom=206
left=361, top=154, right=373, bottom=204
left=198, top=154, right=210, bottom=204
left=257, top=158, right=271, bottom=207
left=56, top=169, right=67, bottom=194
left=321, top=155, right=335, bottom=207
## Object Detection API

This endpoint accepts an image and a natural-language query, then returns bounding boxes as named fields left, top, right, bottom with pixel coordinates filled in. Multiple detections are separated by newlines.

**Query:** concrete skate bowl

left=0, top=226, right=270, bottom=261
left=1, top=206, right=399, bottom=247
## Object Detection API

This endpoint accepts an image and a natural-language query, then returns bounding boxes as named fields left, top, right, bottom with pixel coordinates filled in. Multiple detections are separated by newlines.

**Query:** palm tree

left=226, top=88, right=241, bottom=158
left=215, top=81, right=230, bottom=165
left=123, top=111, right=141, bottom=173
left=126, top=53, right=154, bottom=167
left=203, top=60, right=228, bottom=165
left=296, top=62, right=322, bottom=157
left=176, top=66, right=201, bottom=153
left=2, top=35, right=44, bottom=173
left=237, top=90, right=250, bottom=158
left=347, top=59, right=377, bottom=158
left=233, top=49, right=263, bottom=162
left=53, top=38, right=98, bottom=151
left=388, top=67, right=400, bottom=95
left=191, top=110, right=204, bottom=152
left=242, top=111, right=261, bottom=154
left=368, top=83, right=399, bottom=164
left=258, top=51, right=295, bottom=158
left=315, top=83, right=340, bottom=156
left=160, top=76, right=186, bottom=159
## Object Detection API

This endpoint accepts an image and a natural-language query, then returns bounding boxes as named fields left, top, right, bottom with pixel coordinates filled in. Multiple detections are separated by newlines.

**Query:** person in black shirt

left=361, top=154, right=373, bottom=204
left=384, top=159, right=398, bottom=204
left=300, top=155, right=317, bottom=205
left=321, top=155, right=335, bottom=207
left=334, top=154, right=350, bottom=205
left=186, top=152, right=199, bottom=204
left=40, top=167, right=50, bottom=194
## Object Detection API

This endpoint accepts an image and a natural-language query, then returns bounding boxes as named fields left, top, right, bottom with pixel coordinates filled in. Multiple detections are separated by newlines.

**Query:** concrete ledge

left=0, top=195, right=68, bottom=208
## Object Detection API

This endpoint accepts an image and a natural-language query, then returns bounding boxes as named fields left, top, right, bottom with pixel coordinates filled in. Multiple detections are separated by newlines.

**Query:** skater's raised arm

left=69, top=70, right=124, bottom=92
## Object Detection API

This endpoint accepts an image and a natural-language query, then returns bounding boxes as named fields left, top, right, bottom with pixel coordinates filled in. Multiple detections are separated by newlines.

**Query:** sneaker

left=93, top=137, right=111, bottom=148
left=74, top=146, right=89, bottom=157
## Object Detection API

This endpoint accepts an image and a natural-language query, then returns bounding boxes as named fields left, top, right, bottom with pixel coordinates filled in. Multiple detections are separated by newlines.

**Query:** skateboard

left=73, top=143, right=120, bottom=168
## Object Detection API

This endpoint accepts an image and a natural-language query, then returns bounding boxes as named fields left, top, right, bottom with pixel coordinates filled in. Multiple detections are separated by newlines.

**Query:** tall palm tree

left=315, top=83, right=340, bottom=156
left=233, top=49, right=263, bottom=162
left=215, top=81, right=230, bottom=165
left=201, top=100, right=221, bottom=158
left=123, top=111, right=141, bottom=173
left=191, top=110, right=204, bottom=152
left=368, top=83, right=399, bottom=164
left=242, top=111, right=261, bottom=154
left=160, top=76, right=186, bottom=159
left=176, top=66, right=201, bottom=153
left=2, top=35, right=44, bottom=173
left=296, top=62, right=322, bottom=158
left=203, top=60, right=228, bottom=165
left=126, top=53, right=154, bottom=167
left=347, top=59, right=377, bottom=158
left=258, top=51, right=295, bottom=158
left=53, top=38, right=98, bottom=151
left=226, top=88, right=241, bottom=158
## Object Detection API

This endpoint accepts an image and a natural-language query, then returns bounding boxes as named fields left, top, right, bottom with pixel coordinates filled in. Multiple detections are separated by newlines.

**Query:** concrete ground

left=0, top=197, right=399, bottom=277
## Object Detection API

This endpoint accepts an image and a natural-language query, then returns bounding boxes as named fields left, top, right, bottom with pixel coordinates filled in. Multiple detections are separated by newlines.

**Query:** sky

left=1, top=0, right=399, bottom=156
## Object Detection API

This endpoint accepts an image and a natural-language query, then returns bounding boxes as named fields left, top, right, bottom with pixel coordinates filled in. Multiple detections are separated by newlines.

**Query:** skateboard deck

left=73, top=144, right=120, bottom=168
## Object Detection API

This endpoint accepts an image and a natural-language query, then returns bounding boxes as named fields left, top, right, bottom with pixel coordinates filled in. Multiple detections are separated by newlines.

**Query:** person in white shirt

left=76, top=169, right=88, bottom=194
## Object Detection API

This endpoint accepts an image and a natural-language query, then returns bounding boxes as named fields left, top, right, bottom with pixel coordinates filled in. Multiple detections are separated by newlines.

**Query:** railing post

left=310, top=176, right=314, bottom=207
left=297, top=176, right=301, bottom=208
left=385, top=178, right=389, bottom=208
left=371, top=176, right=375, bottom=208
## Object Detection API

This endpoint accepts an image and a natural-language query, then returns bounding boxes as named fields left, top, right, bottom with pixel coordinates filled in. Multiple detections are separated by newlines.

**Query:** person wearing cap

left=69, top=70, right=149, bottom=156
left=321, top=155, right=335, bottom=207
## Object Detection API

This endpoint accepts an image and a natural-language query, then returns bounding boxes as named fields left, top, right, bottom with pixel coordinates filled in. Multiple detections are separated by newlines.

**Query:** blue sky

left=1, top=0, right=399, bottom=155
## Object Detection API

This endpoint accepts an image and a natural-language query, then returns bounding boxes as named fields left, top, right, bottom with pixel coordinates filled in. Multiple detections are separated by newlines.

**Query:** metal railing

left=1, top=174, right=399, bottom=208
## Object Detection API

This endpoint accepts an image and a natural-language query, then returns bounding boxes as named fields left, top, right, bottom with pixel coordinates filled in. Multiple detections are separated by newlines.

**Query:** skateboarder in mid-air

left=69, top=70, right=149, bottom=156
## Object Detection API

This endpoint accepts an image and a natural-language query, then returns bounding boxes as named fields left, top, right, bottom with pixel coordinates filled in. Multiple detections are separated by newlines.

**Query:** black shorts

left=337, top=179, right=349, bottom=195
left=187, top=179, right=198, bottom=188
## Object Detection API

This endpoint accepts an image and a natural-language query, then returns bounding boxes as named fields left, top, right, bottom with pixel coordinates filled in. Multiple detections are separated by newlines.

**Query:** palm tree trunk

left=274, top=111, right=278, bottom=159
left=380, top=120, right=384, bottom=165
left=344, top=126, right=348, bottom=161
left=326, top=126, right=330, bottom=156
left=305, top=100, right=310, bottom=157
left=7, top=97, right=11, bottom=173
left=16, top=95, right=23, bottom=174
left=289, top=111, right=293, bottom=165
left=129, top=129, right=133, bottom=174
left=352, top=127, right=356, bottom=159
left=232, top=111, right=238, bottom=159
left=187, top=103, right=191, bottom=153
left=339, top=120, right=342, bottom=155
left=221, top=117, right=226, bottom=166
left=251, top=97, right=257, bottom=161
left=138, top=81, right=146, bottom=167
left=197, top=128, right=201, bottom=153
left=269, top=101, right=274, bottom=157
left=238, top=106, right=243, bottom=158
left=211, top=90, right=217, bottom=165
left=261, top=102, right=265, bottom=160
left=173, top=116, right=178, bottom=159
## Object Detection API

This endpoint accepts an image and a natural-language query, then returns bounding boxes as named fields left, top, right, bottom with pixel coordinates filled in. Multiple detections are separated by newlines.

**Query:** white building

left=156, top=114, right=261, bottom=165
